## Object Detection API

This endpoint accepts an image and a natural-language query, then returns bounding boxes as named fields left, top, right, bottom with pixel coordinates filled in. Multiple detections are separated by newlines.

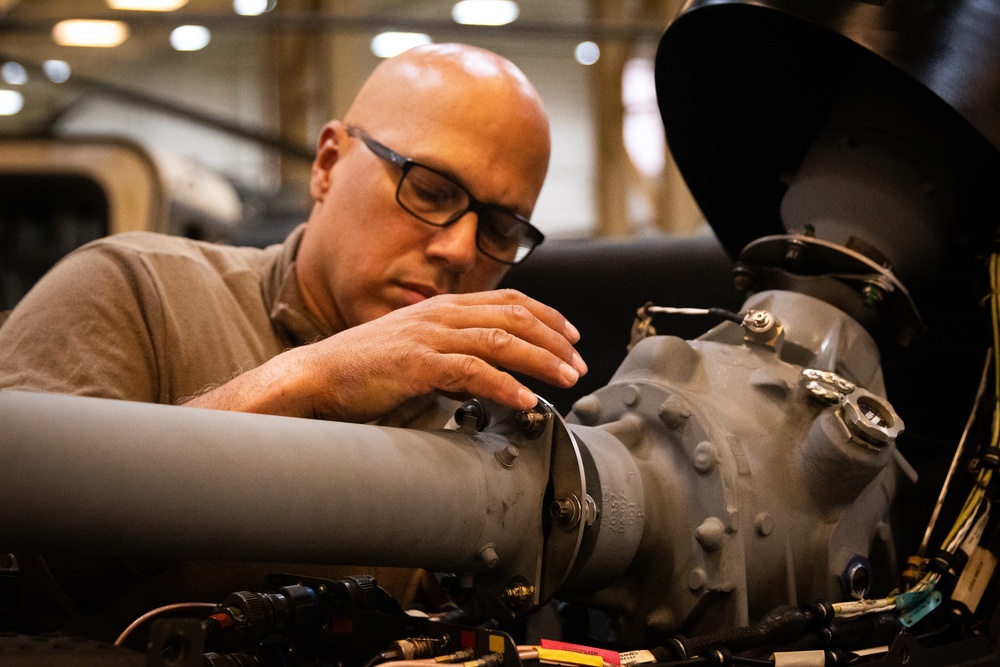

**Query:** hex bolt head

left=550, top=494, right=582, bottom=530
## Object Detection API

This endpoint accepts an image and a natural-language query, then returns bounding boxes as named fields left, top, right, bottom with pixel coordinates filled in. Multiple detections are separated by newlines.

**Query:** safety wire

left=833, top=254, right=1000, bottom=625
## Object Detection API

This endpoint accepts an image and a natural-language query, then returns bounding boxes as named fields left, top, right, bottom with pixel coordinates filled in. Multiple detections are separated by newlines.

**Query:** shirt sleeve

left=0, top=240, right=162, bottom=403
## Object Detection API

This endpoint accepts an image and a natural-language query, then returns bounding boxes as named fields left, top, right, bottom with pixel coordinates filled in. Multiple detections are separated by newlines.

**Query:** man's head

left=297, top=43, right=551, bottom=333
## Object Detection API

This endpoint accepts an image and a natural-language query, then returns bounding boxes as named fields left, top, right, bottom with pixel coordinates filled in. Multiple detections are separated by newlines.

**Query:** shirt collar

left=263, top=223, right=332, bottom=347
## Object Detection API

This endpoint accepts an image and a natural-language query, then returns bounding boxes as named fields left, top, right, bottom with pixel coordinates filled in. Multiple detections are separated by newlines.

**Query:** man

left=0, top=43, right=586, bottom=424
left=0, top=43, right=586, bottom=637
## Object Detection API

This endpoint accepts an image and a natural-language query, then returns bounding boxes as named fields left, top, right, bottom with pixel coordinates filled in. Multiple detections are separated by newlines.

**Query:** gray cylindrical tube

left=0, top=390, right=544, bottom=571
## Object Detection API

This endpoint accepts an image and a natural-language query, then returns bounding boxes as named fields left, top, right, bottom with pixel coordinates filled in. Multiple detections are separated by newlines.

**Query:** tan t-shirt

left=0, top=226, right=455, bottom=638
left=0, top=225, right=319, bottom=404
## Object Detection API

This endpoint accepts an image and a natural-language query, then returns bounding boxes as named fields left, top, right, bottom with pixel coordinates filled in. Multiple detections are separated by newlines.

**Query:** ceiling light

left=452, top=0, right=519, bottom=26
left=171, top=25, right=211, bottom=51
left=53, top=20, right=130, bottom=48
left=370, top=32, right=432, bottom=59
left=106, top=0, right=188, bottom=9
left=0, top=90, right=24, bottom=115
left=1, top=62, right=27, bottom=85
left=575, top=41, right=600, bottom=66
left=234, top=0, right=276, bottom=16
left=43, top=60, right=72, bottom=83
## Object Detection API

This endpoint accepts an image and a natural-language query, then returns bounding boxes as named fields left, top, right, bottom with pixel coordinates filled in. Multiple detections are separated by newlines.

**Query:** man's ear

left=310, top=120, right=343, bottom=202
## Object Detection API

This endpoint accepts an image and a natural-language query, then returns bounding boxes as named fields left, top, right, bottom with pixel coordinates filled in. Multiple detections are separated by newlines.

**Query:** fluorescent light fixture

left=234, top=0, right=276, bottom=16
left=575, top=41, right=600, bottom=66
left=370, top=32, right=432, bottom=59
left=106, top=0, right=188, bottom=9
left=0, top=90, right=24, bottom=115
left=171, top=25, right=211, bottom=51
left=452, top=0, right=519, bottom=26
left=1, top=62, right=27, bottom=85
left=53, top=20, right=130, bottom=47
left=43, top=60, right=72, bottom=83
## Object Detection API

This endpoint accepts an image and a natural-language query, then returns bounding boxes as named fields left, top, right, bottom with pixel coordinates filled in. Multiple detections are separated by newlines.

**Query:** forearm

left=183, top=347, right=320, bottom=419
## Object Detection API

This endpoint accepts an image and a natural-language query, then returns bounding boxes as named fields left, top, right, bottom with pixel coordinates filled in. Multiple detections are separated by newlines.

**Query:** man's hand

left=184, top=289, right=587, bottom=423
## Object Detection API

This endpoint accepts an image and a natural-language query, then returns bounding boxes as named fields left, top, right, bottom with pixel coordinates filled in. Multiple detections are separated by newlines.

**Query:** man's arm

left=185, top=289, right=587, bottom=423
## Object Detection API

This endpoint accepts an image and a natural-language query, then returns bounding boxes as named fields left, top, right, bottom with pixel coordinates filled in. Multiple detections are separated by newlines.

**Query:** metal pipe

left=0, top=389, right=549, bottom=574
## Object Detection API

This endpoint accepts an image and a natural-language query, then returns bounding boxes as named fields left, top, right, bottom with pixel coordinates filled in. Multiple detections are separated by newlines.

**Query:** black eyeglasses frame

left=345, top=125, right=545, bottom=265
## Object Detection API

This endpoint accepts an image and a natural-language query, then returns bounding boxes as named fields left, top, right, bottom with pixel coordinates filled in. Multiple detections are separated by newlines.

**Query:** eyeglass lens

left=398, top=164, right=537, bottom=264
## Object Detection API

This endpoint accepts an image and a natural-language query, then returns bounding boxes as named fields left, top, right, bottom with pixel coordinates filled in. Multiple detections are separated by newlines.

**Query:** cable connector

left=628, top=302, right=745, bottom=351
left=391, top=637, right=446, bottom=660
left=463, top=652, right=504, bottom=667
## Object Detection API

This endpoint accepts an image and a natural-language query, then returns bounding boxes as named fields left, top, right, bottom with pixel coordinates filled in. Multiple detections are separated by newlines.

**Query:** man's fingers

left=408, top=294, right=588, bottom=378
left=429, top=353, right=538, bottom=411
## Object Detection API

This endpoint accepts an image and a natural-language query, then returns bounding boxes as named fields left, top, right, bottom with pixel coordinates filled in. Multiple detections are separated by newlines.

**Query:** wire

left=645, top=306, right=745, bottom=324
left=917, top=349, right=993, bottom=558
left=113, top=601, right=218, bottom=646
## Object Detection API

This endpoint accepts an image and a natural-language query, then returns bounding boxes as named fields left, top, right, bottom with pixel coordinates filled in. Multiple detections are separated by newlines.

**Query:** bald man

left=0, top=44, right=585, bottom=637
left=0, top=44, right=586, bottom=426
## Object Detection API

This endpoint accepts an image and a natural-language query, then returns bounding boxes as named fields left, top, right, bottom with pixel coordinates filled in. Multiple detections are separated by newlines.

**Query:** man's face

left=298, top=107, right=548, bottom=333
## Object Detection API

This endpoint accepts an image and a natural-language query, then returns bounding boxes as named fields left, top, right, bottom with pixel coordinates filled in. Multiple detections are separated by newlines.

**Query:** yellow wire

left=908, top=253, right=999, bottom=596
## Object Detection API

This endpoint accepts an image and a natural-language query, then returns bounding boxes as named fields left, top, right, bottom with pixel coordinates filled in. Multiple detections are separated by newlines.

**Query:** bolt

left=502, top=583, right=535, bottom=607
left=514, top=407, right=550, bottom=439
left=687, top=568, right=707, bottom=591
left=550, top=495, right=582, bottom=529
left=862, top=283, right=884, bottom=307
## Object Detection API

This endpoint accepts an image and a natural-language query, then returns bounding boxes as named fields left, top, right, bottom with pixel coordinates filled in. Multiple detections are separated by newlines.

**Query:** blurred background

left=0, top=0, right=706, bottom=251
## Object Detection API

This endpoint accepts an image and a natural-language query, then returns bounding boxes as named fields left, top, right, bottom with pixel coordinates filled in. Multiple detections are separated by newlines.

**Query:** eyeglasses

left=346, top=125, right=544, bottom=265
